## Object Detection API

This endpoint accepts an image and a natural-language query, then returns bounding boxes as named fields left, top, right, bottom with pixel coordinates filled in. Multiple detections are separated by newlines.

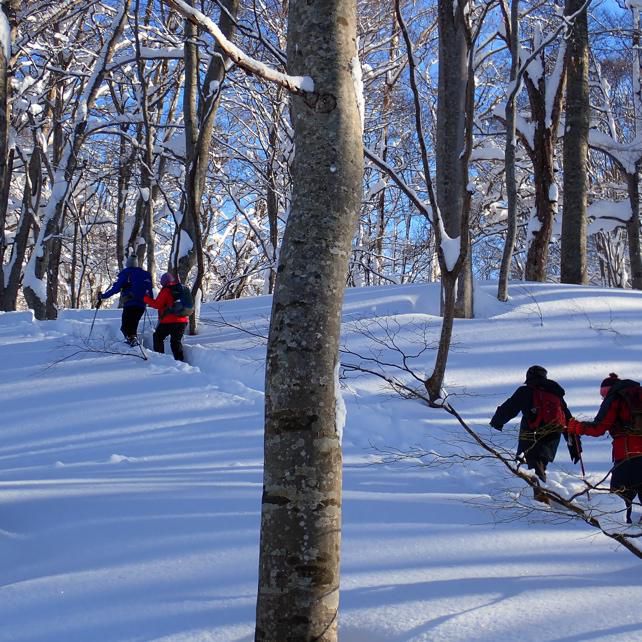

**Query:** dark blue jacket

left=102, top=267, right=153, bottom=308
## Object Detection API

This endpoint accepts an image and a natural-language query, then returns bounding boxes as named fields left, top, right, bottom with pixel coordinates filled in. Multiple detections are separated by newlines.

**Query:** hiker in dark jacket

left=568, top=373, right=642, bottom=523
left=490, top=366, right=580, bottom=496
left=144, top=272, right=188, bottom=362
left=99, top=255, right=153, bottom=346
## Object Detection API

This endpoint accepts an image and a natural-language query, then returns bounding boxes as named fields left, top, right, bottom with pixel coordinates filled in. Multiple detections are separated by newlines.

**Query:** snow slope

left=0, top=281, right=641, bottom=642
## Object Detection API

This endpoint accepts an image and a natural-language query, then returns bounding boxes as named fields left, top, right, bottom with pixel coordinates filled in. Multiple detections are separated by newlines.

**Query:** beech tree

left=255, top=0, right=363, bottom=637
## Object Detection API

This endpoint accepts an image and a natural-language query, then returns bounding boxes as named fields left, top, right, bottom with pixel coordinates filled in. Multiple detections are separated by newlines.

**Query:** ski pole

left=88, top=297, right=102, bottom=340
left=574, top=433, right=590, bottom=500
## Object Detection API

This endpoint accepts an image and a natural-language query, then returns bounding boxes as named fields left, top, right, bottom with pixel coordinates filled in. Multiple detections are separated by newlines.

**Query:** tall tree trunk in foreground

left=255, top=0, right=363, bottom=639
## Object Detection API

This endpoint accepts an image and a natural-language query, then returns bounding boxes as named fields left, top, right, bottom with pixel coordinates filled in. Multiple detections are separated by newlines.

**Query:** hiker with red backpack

left=490, top=365, right=581, bottom=502
left=144, top=272, right=192, bottom=362
left=568, top=374, right=642, bottom=524
left=98, top=255, right=153, bottom=346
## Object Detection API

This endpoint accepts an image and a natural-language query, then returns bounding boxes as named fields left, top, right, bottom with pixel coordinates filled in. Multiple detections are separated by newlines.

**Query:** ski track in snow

left=0, top=282, right=641, bottom=641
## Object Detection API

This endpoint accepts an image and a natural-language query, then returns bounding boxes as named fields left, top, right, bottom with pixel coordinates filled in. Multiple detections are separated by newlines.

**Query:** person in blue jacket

left=99, top=255, right=153, bottom=346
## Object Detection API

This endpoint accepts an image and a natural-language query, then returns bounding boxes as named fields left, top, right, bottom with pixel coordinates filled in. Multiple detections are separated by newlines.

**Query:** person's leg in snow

left=153, top=322, right=187, bottom=361
left=152, top=323, right=170, bottom=354
left=534, top=459, right=547, bottom=483
left=168, top=322, right=187, bottom=361
left=121, top=306, right=144, bottom=343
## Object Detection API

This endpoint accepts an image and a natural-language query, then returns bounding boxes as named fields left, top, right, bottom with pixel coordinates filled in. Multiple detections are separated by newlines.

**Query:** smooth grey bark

left=561, top=0, right=589, bottom=284
left=436, top=0, right=473, bottom=318
left=255, top=0, right=363, bottom=639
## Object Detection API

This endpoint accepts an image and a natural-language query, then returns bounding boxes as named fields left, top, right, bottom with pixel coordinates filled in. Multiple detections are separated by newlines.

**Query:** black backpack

left=527, top=386, right=566, bottom=431
left=166, top=283, right=194, bottom=317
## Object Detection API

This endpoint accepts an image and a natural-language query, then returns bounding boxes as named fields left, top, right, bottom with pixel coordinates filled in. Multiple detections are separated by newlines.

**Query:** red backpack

left=617, top=385, right=642, bottom=434
left=527, top=386, right=567, bottom=430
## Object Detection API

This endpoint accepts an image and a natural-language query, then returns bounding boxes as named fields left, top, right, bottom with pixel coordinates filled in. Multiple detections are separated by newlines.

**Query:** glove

left=566, top=418, right=582, bottom=435
left=489, top=418, right=503, bottom=432
left=567, top=435, right=582, bottom=464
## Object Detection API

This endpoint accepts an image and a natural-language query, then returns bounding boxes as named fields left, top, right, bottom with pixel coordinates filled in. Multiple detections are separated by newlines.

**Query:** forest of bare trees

left=3, top=2, right=642, bottom=639
left=0, top=0, right=639, bottom=324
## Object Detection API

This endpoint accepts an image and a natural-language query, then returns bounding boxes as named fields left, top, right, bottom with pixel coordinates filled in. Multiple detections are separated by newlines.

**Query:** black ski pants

left=121, top=306, right=145, bottom=339
left=153, top=322, right=187, bottom=361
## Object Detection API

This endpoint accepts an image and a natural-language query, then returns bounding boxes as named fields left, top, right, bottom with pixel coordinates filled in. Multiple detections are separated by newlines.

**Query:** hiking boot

left=125, top=336, right=138, bottom=347
left=533, top=486, right=550, bottom=505
left=534, top=460, right=547, bottom=483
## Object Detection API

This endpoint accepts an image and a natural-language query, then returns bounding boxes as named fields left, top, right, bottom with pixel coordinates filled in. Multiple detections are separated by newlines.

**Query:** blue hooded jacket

left=102, top=267, right=153, bottom=308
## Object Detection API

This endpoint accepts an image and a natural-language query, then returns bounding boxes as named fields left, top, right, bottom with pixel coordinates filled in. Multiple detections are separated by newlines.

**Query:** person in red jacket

left=568, top=373, right=642, bottom=523
left=144, top=272, right=188, bottom=361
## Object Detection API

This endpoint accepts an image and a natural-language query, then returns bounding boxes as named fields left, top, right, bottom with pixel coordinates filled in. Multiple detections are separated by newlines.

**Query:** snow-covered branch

left=165, top=0, right=314, bottom=96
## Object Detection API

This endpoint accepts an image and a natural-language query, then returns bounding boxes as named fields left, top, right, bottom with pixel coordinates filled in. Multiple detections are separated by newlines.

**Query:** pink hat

left=160, top=272, right=178, bottom=287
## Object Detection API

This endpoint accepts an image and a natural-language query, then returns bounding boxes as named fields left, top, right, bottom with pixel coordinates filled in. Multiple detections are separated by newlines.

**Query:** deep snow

left=0, top=281, right=641, bottom=642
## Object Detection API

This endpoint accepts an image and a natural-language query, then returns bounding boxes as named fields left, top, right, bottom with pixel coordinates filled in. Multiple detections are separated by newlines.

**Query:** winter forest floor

left=0, top=281, right=641, bottom=641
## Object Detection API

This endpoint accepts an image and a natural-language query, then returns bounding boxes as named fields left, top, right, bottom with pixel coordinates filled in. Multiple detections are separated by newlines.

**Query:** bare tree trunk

left=498, top=0, right=519, bottom=301
left=134, top=0, right=156, bottom=279
left=373, top=13, right=399, bottom=286
left=265, top=102, right=282, bottom=294
left=175, top=0, right=240, bottom=333
left=0, top=0, right=17, bottom=301
left=561, top=0, right=589, bottom=284
left=629, top=8, right=642, bottom=290
left=2, top=145, right=41, bottom=311
left=425, top=271, right=457, bottom=399
left=626, top=170, right=642, bottom=289
left=45, top=57, right=68, bottom=318
left=437, top=0, right=473, bottom=318
left=512, top=38, right=566, bottom=283
left=116, top=133, right=136, bottom=269
left=255, top=0, right=363, bottom=638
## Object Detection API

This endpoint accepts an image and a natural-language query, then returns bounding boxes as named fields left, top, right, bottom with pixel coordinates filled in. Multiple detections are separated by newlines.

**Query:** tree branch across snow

left=341, top=329, right=642, bottom=560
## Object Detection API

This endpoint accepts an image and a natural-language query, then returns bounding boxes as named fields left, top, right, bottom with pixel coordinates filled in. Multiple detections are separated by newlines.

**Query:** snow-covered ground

left=1, top=281, right=641, bottom=642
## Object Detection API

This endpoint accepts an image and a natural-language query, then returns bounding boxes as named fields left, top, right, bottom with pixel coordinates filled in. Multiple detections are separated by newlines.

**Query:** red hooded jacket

left=572, top=383, right=642, bottom=462
left=144, top=286, right=189, bottom=325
